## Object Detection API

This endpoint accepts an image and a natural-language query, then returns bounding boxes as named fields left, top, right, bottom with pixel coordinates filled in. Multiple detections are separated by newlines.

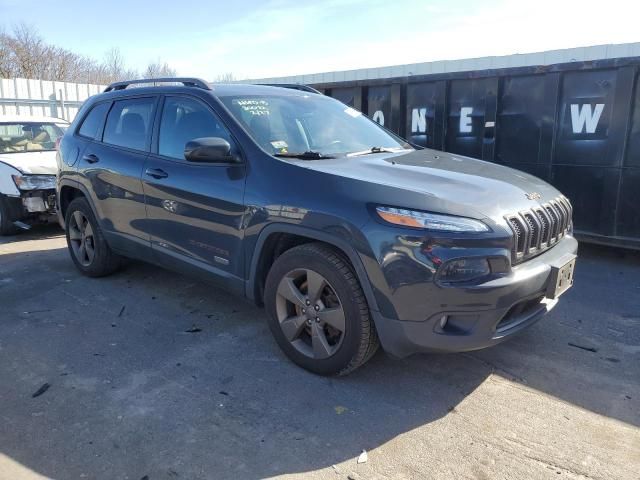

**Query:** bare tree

left=9, top=23, right=50, bottom=79
left=0, top=29, right=16, bottom=78
left=103, top=47, right=125, bottom=80
left=212, top=72, right=236, bottom=83
left=0, top=24, right=176, bottom=84
left=144, top=60, right=176, bottom=79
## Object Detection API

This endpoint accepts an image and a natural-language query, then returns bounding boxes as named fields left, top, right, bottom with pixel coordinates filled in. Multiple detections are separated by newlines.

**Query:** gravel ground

left=0, top=225, right=638, bottom=480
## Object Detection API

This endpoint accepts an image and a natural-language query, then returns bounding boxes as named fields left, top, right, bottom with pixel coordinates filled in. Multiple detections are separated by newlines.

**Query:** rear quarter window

left=78, top=102, right=111, bottom=139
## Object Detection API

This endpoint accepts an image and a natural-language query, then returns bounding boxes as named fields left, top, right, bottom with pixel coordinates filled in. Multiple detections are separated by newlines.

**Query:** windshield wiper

left=274, top=151, right=335, bottom=160
left=347, top=146, right=411, bottom=157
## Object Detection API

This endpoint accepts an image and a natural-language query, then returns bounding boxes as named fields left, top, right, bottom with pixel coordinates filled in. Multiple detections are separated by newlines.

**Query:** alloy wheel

left=275, top=268, right=346, bottom=359
left=68, top=210, right=95, bottom=267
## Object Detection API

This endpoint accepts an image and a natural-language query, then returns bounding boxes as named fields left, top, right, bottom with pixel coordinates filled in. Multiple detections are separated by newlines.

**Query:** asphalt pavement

left=0, top=225, right=638, bottom=479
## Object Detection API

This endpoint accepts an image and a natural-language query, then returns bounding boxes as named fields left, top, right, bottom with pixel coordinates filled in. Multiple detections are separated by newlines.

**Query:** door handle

left=145, top=168, right=168, bottom=179
left=82, top=153, right=100, bottom=164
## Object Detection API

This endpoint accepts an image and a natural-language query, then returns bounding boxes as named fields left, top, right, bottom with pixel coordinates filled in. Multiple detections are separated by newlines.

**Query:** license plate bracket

left=546, top=254, right=576, bottom=299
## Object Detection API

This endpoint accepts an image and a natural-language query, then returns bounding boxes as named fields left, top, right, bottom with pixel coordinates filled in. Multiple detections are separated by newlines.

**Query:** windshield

left=0, top=122, right=66, bottom=154
left=219, top=93, right=411, bottom=157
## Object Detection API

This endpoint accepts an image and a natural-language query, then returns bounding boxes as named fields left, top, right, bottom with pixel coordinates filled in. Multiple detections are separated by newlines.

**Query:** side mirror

left=184, top=137, right=239, bottom=163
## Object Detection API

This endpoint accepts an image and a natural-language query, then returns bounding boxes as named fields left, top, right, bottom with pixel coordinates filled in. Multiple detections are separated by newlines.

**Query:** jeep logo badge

left=525, top=192, right=542, bottom=200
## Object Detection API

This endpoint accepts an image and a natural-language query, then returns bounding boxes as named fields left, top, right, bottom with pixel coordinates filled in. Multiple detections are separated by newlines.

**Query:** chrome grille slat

left=506, top=197, right=573, bottom=264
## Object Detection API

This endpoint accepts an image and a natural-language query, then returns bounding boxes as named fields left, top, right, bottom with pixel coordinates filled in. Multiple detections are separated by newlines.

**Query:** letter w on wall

left=570, top=103, right=605, bottom=134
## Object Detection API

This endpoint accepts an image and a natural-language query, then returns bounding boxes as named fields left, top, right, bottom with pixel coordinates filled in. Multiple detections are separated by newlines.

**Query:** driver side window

left=159, top=96, right=233, bottom=160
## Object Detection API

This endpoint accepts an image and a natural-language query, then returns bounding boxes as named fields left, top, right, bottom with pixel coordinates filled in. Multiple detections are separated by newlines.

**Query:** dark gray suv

left=56, top=78, right=578, bottom=375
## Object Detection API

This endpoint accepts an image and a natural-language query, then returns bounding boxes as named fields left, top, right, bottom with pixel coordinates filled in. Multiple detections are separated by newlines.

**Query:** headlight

left=438, top=257, right=491, bottom=283
left=376, top=206, right=490, bottom=232
left=11, top=174, right=56, bottom=191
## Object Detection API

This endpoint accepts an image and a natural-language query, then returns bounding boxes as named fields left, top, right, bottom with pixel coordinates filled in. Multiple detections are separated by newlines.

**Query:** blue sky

left=1, top=0, right=637, bottom=80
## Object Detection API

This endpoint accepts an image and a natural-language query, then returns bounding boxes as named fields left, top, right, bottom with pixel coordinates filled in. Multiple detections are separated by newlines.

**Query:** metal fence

left=0, top=78, right=105, bottom=121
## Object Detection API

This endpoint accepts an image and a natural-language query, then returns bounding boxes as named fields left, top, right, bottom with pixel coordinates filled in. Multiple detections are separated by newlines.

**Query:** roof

left=244, top=42, right=640, bottom=85
left=90, top=83, right=314, bottom=102
left=210, top=83, right=314, bottom=96
left=0, top=114, right=69, bottom=124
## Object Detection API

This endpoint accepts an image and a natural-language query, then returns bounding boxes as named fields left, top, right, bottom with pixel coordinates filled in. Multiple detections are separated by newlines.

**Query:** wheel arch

left=57, top=180, right=97, bottom=229
left=246, top=224, right=381, bottom=316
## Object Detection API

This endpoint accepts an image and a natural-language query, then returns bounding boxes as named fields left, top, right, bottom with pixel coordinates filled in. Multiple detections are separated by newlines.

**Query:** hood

left=0, top=151, right=58, bottom=175
left=295, top=148, right=563, bottom=221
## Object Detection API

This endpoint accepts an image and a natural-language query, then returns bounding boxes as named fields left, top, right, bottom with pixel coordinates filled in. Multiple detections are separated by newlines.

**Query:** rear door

left=142, top=94, right=247, bottom=290
left=78, top=96, right=158, bottom=257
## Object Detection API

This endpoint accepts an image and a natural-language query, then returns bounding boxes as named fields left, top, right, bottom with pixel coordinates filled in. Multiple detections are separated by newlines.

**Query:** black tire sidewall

left=64, top=197, right=119, bottom=277
left=264, top=246, right=367, bottom=375
left=0, top=195, right=18, bottom=236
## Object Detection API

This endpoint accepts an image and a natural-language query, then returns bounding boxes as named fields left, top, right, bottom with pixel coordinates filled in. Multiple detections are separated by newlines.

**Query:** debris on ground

left=334, top=405, right=347, bottom=415
left=357, top=450, right=368, bottom=464
left=185, top=326, right=202, bottom=333
left=32, top=383, right=50, bottom=398
left=118, top=305, right=125, bottom=317
left=568, top=342, right=598, bottom=353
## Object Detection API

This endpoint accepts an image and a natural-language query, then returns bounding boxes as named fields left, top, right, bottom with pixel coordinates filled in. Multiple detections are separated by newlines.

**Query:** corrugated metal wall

left=248, top=43, right=640, bottom=85
left=254, top=46, right=640, bottom=248
left=0, top=78, right=105, bottom=121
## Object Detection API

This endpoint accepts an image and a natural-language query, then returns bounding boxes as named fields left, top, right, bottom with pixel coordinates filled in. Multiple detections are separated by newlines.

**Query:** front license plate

left=546, top=256, right=576, bottom=299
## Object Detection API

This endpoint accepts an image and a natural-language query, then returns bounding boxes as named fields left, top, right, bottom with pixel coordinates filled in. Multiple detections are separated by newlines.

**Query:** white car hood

left=0, top=151, right=58, bottom=175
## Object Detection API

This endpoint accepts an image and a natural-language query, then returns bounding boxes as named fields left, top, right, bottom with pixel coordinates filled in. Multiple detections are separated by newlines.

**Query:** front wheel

left=0, top=195, right=19, bottom=236
left=264, top=243, right=379, bottom=375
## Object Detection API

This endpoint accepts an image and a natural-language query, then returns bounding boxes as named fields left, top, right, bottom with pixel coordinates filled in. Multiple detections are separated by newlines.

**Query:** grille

left=506, top=197, right=573, bottom=264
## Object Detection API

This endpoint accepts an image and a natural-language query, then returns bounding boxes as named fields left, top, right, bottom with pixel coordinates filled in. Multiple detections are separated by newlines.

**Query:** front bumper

left=4, top=189, right=57, bottom=227
left=370, top=235, right=578, bottom=357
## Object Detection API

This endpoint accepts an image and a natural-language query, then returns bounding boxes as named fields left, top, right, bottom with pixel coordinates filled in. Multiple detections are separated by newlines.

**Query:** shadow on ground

left=0, top=237, right=638, bottom=479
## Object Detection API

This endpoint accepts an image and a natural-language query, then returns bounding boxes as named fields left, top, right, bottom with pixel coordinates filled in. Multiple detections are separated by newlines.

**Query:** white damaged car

left=0, top=115, right=69, bottom=235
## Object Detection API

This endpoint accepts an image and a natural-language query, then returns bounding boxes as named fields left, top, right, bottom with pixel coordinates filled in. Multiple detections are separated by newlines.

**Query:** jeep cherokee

left=56, top=78, right=577, bottom=375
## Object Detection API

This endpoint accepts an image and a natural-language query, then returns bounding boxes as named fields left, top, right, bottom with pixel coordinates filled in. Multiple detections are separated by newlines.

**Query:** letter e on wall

left=460, top=107, right=473, bottom=133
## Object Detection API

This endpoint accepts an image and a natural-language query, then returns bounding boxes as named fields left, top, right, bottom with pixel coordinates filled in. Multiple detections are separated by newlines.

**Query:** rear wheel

left=65, top=197, right=122, bottom=277
left=264, top=242, right=379, bottom=375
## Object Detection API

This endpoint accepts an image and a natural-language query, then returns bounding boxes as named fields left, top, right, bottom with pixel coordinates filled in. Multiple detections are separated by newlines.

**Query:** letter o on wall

left=373, top=110, right=385, bottom=126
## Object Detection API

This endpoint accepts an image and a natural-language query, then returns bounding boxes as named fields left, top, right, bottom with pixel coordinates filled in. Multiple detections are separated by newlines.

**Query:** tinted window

left=159, top=96, right=233, bottom=160
left=103, top=97, right=155, bottom=151
left=78, top=102, right=110, bottom=139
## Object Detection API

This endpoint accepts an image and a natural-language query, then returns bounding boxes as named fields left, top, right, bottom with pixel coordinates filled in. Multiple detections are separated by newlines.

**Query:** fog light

left=439, top=315, right=448, bottom=329
left=439, top=258, right=490, bottom=283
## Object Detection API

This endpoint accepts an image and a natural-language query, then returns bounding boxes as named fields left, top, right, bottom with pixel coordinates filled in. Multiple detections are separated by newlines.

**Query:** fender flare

left=246, top=223, right=381, bottom=315
left=57, top=179, right=100, bottom=229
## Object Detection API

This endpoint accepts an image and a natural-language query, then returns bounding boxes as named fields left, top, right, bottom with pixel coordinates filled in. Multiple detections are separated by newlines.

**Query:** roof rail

left=104, top=77, right=211, bottom=92
left=260, top=83, right=322, bottom=94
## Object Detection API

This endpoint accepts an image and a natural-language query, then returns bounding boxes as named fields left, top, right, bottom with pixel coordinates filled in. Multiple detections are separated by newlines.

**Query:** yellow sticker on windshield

left=270, top=140, right=288, bottom=150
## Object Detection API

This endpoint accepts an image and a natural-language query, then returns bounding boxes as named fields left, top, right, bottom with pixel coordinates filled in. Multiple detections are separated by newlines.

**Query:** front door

left=141, top=95, right=247, bottom=289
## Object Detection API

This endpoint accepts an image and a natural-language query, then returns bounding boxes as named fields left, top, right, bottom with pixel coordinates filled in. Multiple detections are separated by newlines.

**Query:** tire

left=264, top=242, right=380, bottom=376
left=65, top=197, right=122, bottom=277
left=0, top=195, right=19, bottom=236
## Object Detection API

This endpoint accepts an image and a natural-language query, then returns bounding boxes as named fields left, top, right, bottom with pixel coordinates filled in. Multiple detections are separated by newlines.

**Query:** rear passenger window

left=159, top=96, right=234, bottom=160
left=78, top=102, right=111, bottom=139
left=103, top=97, right=155, bottom=151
